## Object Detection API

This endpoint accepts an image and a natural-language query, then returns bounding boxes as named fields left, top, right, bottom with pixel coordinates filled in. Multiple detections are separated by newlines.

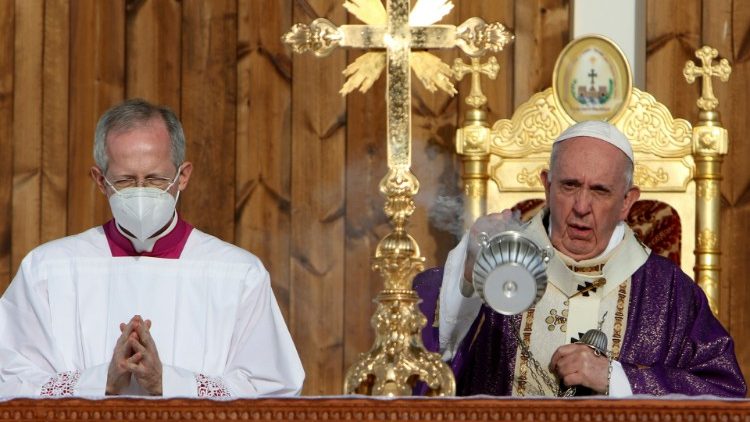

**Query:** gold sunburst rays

left=340, top=0, right=457, bottom=96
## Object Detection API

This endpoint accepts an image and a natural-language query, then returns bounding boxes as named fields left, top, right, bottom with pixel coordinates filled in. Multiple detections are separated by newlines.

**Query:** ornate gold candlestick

left=284, top=0, right=512, bottom=396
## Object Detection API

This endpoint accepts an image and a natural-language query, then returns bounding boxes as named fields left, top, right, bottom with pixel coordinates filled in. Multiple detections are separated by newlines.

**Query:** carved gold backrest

left=485, top=86, right=696, bottom=276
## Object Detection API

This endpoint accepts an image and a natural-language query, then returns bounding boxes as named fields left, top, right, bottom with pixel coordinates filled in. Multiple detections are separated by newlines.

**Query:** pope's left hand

left=549, top=343, right=609, bottom=394
left=125, top=316, right=163, bottom=396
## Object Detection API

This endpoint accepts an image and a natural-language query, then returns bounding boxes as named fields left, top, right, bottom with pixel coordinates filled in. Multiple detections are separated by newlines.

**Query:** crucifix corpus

left=283, top=0, right=513, bottom=396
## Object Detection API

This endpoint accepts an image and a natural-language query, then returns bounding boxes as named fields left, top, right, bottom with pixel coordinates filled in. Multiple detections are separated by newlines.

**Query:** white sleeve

left=608, top=360, right=633, bottom=397
left=0, top=255, right=108, bottom=397
left=0, top=256, right=64, bottom=396
left=182, top=266, right=304, bottom=398
left=438, top=233, right=483, bottom=361
left=156, top=265, right=304, bottom=398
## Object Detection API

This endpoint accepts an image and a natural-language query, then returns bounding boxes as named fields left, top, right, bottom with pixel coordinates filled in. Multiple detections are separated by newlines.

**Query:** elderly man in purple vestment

left=426, top=120, right=746, bottom=397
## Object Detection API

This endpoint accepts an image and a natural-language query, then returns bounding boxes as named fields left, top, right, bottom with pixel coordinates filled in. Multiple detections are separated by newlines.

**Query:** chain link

left=512, top=318, right=570, bottom=397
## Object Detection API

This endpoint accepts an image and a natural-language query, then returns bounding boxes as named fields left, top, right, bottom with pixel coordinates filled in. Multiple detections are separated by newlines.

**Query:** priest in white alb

left=0, top=99, right=305, bottom=397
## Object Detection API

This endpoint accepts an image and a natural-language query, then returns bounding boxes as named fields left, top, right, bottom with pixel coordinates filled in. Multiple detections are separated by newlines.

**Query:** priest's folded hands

left=106, top=315, right=163, bottom=396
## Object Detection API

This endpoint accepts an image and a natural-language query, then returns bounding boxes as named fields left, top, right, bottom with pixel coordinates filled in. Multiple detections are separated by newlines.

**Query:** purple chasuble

left=427, top=253, right=746, bottom=397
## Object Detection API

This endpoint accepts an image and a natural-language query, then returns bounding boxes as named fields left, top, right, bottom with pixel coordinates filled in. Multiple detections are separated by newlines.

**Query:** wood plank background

left=0, top=0, right=748, bottom=396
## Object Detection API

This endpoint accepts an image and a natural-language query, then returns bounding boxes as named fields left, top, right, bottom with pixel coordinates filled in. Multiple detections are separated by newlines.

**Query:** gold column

left=453, top=56, right=506, bottom=229
left=683, top=46, right=732, bottom=316
left=456, top=109, right=491, bottom=229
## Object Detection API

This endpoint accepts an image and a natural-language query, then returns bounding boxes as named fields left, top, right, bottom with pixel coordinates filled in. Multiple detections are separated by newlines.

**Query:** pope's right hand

left=463, top=210, right=516, bottom=294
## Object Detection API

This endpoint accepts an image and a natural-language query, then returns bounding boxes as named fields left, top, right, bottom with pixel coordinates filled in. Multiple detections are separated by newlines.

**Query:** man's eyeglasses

left=106, top=176, right=175, bottom=191
left=103, top=168, right=181, bottom=192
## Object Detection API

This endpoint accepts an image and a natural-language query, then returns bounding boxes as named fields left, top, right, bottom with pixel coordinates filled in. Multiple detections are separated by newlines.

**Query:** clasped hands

left=106, top=315, right=163, bottom=396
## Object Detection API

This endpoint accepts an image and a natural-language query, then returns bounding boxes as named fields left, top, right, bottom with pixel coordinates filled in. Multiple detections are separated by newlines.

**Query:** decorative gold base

left=343, top=289, right=455, bottom=396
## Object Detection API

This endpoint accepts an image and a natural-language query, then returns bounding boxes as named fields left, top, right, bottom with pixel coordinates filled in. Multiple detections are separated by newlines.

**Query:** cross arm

left=283, top=17, right=513, bottom=58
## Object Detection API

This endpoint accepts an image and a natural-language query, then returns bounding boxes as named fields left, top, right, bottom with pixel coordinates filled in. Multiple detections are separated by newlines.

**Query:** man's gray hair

left=93, top=98, right=185, bottom=173
left=548, top=141, right=634, bottom=189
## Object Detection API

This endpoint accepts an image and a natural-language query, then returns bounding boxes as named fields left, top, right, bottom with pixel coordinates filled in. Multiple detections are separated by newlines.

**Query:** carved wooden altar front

left=0, top=397, right=748, bottom=421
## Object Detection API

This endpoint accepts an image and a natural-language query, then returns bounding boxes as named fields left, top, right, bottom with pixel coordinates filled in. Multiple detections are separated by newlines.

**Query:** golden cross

left=453, top=56, right=499, bottom=109
left=283, top=2, right=512, bottom=171
left=283, top=0, right=513, bottom=397
left=683, top=46, right=732, bottom=112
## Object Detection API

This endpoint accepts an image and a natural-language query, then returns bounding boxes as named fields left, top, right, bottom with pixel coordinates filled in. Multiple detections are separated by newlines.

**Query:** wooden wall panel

left=0, top=0, right=13, bottom=292
left=513, top=0, right=570, bottom=107
left=11, top=0, right=42, bottom=280
left=290, top=0, right=346, bottom=396
left=67, top=0, right=125, bottom=234
left=2, top=0, right=750, bottom=396
left=236, top=0, right=293, bottom=319
left=180, top=0, right=237, bottom=244
left=646, top=0, right=702, bottom=121
left=125, top=0, right=181, bottom=111
left=41, top=0, right=70, bottom=244
left=343, top=70, right=388, bottom=372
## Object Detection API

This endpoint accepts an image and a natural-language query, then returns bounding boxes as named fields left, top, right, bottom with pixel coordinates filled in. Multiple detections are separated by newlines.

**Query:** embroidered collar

left=525, top=210, right=649, bottom=298
left=565, top=263, right=604, bottom=274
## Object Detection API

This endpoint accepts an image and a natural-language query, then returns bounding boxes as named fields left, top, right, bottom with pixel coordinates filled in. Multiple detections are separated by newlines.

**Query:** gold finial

left=282, top=19, right=342, bottom=57
left=683, top=46, right=732, bottom=112
left=456, top=18, right=514, bottom=57
left=452, top=56, right=499, bottom=109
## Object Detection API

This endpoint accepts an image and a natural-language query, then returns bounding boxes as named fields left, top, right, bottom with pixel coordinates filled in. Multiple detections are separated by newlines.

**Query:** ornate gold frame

left=455, top=37, right=731, bottom=315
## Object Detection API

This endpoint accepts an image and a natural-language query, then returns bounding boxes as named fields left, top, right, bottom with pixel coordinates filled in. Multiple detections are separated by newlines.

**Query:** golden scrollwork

left=516, top=167, right=545, bottom=188
left=490, top=91, right=569, bottom=157
left=282, top=19, right=342, bottom=57
left=696, top=183, right=718, bottom=201
left=697, top=229, right=718, bottom=250
left=344, top=291, right=455, bottom=396
left=489, top=85, right=691, bottom=162
left=692, top=125, right=728, bottom=156
left=633, top=165, right=669, bottom=188
left=615, top=90, right=692, bottom=158
left=698, top=273, right=719, bottom=315
left=698, top=134, right=716, bottom=151
left=458, top=125, right=491, bottom=155
left=379, top=168, right=419, bottom=229
left=456, top=18, right=514, bottom=57
left=374, top=169, right=424, bottom=291
left=465, top=180, right=487, bottom=198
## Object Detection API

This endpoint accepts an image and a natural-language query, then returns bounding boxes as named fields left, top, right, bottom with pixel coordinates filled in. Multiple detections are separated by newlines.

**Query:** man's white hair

left=93, top=98, right=185, bottom=173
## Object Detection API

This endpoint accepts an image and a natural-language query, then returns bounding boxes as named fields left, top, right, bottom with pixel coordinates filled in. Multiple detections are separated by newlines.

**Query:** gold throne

left=455, top=36, right=731, bottom=315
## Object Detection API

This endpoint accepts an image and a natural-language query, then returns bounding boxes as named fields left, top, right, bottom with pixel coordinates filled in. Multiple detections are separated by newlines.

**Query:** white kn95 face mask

left=105, top=172, right=181, bottom=241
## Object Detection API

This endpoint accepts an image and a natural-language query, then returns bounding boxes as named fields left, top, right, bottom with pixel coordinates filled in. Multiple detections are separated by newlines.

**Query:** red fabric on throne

left=509, top=199, right=681, bottom=266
